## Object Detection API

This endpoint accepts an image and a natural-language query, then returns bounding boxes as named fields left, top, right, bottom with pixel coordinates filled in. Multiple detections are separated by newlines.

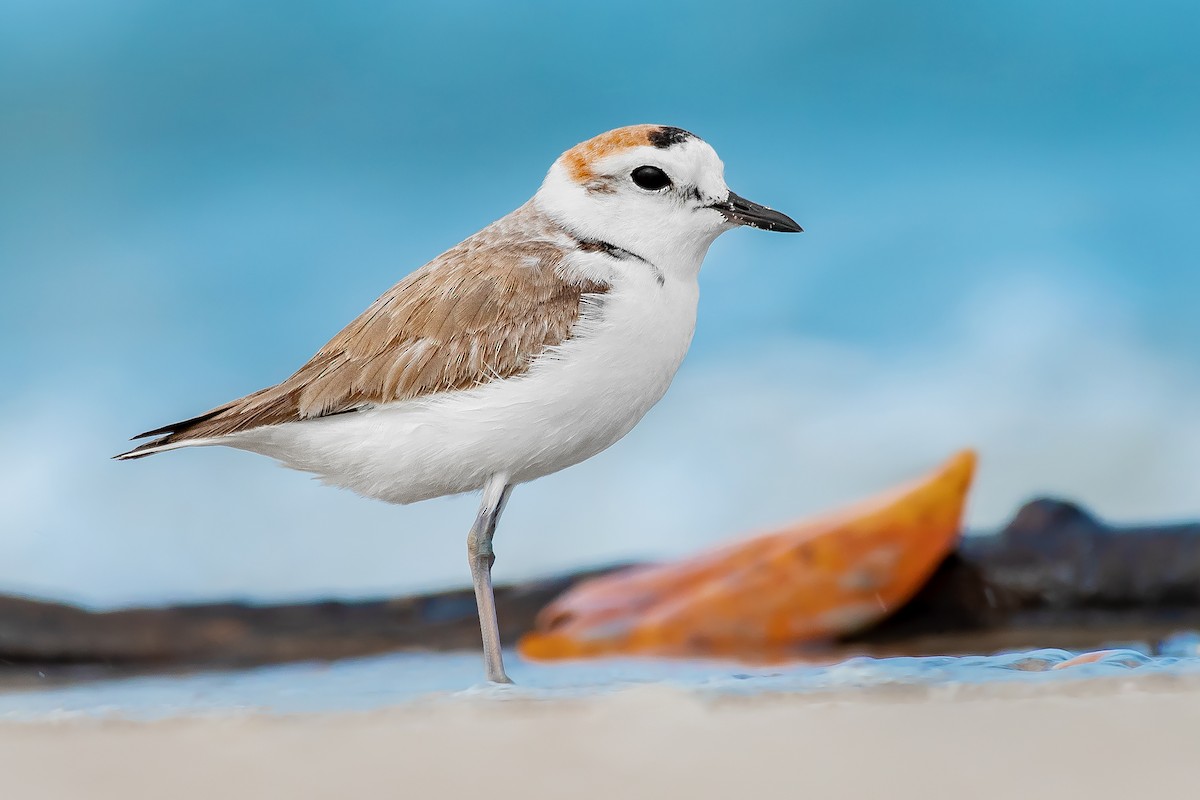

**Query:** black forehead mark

left=648, top=126, right=695, bottom=149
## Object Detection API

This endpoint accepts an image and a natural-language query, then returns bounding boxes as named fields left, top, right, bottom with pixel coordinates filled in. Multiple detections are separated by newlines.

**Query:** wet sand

left=3, top=679, right=1198, bottom=799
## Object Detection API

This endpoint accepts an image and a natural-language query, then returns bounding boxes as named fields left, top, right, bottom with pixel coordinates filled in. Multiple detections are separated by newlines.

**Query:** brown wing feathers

left=118, top=233, right=608, bottom=459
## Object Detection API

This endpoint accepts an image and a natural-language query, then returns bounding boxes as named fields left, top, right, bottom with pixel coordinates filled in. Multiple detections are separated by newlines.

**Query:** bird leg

left=466, top=474, right=515, bottom=684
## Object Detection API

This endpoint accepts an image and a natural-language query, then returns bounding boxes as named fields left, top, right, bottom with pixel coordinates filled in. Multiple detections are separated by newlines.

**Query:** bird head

left=536, top=124, right=801, bottom=275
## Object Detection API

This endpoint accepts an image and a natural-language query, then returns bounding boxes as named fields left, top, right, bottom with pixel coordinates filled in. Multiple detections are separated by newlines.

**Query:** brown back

left=120, top=204, right=609, bottom=456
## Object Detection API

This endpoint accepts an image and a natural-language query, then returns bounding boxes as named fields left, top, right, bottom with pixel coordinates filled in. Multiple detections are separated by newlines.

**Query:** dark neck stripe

left=568, top=232, right=665, bottom=287
left=575, top=237, right=648, bottom=264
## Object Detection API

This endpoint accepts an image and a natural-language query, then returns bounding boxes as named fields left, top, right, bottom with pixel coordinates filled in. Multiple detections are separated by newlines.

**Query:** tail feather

left=113, top=436, right=210, bottom=460
left=114, top=384, right=303, bottom=461
left=114, top=402, right=241, bottom=461
left=130, top=408, right=225, bottom=441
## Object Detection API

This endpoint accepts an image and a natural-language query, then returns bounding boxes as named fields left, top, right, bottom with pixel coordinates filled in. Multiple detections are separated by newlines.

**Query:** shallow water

left=4, top=637, right=1200, bottom=721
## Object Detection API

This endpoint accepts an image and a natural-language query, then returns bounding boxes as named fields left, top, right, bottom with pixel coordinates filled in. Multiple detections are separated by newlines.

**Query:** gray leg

left=467, top=474, right=515, bottom=684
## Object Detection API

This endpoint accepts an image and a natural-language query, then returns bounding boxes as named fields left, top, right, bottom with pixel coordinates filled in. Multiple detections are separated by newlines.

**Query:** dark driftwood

left=0, top=569, right=619, bottom=670
left=960, top=498, right=1200, bottom=608
left=2, top=499, right=1199, bottom=675
left=852, top=498, right=1200, bottom=646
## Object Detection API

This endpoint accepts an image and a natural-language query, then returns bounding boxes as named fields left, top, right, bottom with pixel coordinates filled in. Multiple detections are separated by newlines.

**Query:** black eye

left=630, top=165, right=671, bottom=191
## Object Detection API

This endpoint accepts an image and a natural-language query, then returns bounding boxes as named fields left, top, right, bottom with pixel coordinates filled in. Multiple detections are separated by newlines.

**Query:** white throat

left=533, top=162, right=729, bottom=283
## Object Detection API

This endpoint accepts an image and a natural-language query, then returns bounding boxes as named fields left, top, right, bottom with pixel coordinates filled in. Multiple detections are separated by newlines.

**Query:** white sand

left=3, top=680, right=1198, bottom=799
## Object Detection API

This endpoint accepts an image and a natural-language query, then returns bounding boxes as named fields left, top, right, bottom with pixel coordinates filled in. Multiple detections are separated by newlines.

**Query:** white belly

left=229, top=272, right=699, bottom=504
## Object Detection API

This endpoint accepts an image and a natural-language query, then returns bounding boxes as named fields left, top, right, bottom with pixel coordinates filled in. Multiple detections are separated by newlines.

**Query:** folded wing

left=117, top=232, right=608, bottom=459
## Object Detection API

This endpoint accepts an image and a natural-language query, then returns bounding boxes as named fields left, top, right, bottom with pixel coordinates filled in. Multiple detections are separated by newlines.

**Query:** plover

left=117, top=125, right=801, bottom=683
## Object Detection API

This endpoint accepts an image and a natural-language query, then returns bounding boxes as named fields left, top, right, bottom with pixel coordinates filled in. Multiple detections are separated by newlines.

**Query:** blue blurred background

left=2, top=0, right=1198, bottom=607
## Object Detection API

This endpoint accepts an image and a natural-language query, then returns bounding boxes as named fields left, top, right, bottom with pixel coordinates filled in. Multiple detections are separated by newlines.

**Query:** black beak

left=711, top=191, right=803, bottom=233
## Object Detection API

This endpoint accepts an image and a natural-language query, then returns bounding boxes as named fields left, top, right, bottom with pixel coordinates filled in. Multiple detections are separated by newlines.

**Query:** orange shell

left=519, top=450, right=977, bottom=662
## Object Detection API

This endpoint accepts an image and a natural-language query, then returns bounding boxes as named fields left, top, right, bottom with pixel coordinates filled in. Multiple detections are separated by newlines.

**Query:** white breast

left=230, top=262, right=699, bottom=504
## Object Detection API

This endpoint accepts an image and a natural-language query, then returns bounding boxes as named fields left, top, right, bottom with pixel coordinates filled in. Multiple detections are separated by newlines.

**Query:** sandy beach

left=4, top=679, right=1197, bottom=799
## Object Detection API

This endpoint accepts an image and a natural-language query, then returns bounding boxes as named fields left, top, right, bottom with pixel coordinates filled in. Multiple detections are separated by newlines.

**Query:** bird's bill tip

left=713, top=191, right=803, bottom=233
